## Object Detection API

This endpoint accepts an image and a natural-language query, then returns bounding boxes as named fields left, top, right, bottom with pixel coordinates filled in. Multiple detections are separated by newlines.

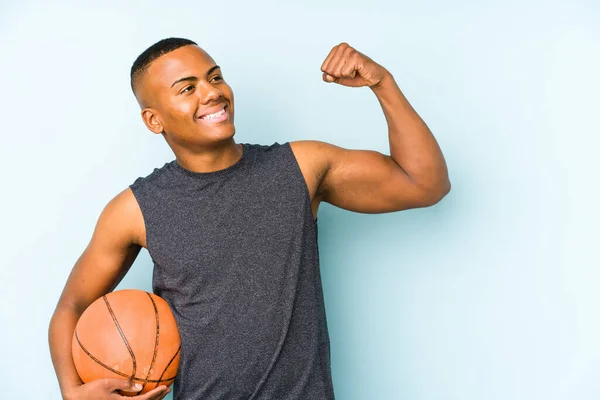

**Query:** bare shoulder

left=289, top=140, right=336, bottom=200
left=289, top=140, right=341, bottom=219
left=98, top=187, right=146, bottom=249
left=289, top=140, right=441, bottom=213
left=288, top=139, right=366, bottom=199
left=55, top=188, right=146, bottom=312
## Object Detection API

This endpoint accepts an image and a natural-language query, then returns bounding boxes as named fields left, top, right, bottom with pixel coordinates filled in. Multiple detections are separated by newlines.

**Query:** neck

left=174, top=139, right=243, bottom=173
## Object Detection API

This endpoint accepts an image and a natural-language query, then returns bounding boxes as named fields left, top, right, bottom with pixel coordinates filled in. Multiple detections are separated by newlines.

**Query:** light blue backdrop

left=1, top=0, right=599, bottom=399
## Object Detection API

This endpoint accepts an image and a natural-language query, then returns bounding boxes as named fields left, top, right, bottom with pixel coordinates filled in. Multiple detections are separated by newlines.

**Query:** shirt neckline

left=172, top=143, right=248, bottom=179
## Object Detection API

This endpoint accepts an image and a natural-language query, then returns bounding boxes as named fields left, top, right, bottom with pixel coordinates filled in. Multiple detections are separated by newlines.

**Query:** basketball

left=71, top=289, right=181, bottom=395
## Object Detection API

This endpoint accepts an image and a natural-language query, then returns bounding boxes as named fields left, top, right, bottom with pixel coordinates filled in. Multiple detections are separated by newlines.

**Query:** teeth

left=202, top=108, right=226, bottom=120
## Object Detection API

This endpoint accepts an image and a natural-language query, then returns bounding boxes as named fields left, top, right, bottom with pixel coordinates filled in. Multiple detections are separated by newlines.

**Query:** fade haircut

left=130, top=37, right=198, bottom=96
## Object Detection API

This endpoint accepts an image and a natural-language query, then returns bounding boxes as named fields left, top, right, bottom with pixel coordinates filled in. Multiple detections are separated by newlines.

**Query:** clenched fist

left=320, top=42, right=389, bottom=89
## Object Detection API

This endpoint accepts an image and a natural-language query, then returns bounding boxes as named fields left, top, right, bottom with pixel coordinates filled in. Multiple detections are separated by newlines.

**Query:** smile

left=198, top=105, right=229, bottom=124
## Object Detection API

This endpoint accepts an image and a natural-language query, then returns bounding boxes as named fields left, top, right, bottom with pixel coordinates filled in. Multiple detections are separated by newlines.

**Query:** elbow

left=440, top=178, right=452, bottom=199
left=433, top=178, right=451, bottom=204
left=419, top=178, right=451, bottom=207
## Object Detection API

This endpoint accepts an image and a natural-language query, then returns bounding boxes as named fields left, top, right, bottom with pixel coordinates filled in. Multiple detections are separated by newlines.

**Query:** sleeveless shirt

left=129, top=142, right=335, bottom=399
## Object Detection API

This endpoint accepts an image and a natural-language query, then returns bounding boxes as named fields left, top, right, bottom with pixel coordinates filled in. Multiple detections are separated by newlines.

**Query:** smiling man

left=49, top=37, right=450, bottom=400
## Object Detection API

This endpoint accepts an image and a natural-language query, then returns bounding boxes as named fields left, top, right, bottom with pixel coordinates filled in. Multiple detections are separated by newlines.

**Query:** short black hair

left=130, top=37, right=197, bottom=95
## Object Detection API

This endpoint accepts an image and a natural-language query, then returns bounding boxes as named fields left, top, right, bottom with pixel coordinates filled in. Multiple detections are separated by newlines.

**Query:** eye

left=211, top=75, right=223, bottom=83
left=181, top=85, right=195, bottom=94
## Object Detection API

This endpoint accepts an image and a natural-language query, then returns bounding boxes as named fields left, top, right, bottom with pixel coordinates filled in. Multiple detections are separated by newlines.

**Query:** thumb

left=104, top=378, right=142, bottom=392
left=322, top=73, right=337, bottom=83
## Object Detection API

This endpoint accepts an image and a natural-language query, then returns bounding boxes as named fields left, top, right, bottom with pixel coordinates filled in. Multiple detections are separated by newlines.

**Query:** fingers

left=331, top=48, right=356, bottom=79
left=321, top=43, right=358, bottom=83
left=104, top=378, right=142, bottom=393
left=105, top=379, right=170, bottom=400
left=321, top=43, right=344, bottom=82
left=131, top=385, right=170, bottom=400
left=320, top=45, right=339, bottom=76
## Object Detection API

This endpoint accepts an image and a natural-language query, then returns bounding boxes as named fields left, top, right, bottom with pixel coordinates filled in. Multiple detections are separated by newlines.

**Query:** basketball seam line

left=139, top=292, right=161, bottom=392
left=158, top=344, right=182, bottom=384
left=103, top=295, right=137, bottom=379
left=74, top=330, right=177, bottom=383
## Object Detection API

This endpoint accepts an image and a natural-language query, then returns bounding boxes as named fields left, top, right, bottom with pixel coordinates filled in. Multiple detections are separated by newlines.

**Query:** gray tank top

left=129, top=142, right=335, bottom=399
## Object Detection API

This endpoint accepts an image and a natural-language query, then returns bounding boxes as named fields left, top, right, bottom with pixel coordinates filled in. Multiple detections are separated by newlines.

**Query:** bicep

left=319, top=145, right=433, bottom=213
left=58, top=189, right=142, bottom=313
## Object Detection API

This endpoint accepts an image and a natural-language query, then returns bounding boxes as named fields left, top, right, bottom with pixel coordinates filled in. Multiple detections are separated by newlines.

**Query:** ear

left=141, top=108, right=164, bottom=134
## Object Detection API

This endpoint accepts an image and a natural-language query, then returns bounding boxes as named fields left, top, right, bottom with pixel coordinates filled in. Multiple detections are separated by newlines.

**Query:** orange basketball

left=72, top=289, right=181, bottom=395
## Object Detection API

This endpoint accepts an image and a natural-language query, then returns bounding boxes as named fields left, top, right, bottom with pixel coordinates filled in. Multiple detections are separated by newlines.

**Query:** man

left=49, top=37, right=450, bottom=400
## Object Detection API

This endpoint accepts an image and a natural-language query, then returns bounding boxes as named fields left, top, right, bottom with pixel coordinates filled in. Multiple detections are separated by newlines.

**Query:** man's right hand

left=63, top=378, right=170, bottom=400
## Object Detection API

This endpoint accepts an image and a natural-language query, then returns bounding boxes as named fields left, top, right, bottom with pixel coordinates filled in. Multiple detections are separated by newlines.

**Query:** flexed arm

left=300, top=43, right=450, bottom=213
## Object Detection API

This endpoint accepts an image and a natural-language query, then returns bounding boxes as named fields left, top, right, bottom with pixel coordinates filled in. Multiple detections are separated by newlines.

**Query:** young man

left=49, top=38, right=450, bottom=400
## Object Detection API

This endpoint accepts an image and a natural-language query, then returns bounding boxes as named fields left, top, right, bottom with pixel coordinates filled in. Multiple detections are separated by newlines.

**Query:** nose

left=197, top=80, right=222, bottom=104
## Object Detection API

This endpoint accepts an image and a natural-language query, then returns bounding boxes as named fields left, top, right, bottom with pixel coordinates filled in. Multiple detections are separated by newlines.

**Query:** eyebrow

left=170, top=65, right=221, bottom=88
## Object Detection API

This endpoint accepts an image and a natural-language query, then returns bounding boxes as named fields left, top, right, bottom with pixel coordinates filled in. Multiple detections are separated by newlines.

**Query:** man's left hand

left=320, top=42, right=389, bottom=89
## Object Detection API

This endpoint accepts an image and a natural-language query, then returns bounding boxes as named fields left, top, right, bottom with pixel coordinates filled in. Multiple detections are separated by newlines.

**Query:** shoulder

left=289, top=140, right=340, bottom=172
left=98, top=187, right=146, bottom=248
left=288, top=140, right=340, bottom=198
left=108, top=187, right=143, bottom=217
left=289, top=140, right=344, bottom=162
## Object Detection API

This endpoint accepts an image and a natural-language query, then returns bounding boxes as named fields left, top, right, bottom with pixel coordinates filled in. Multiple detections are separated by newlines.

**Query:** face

left=138, top=45, right=235, bottom=151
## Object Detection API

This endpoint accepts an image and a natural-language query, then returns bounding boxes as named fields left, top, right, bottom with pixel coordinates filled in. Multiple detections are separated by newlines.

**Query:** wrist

left=369, top=69, right=395, bottom=92
left=61, top=383, right=81, bottom=400
left=61, top=389, right=73, bottom=400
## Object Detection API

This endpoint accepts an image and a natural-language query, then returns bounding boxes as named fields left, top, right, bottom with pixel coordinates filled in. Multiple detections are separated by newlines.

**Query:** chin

left=206, top=124, right=236, bottom=143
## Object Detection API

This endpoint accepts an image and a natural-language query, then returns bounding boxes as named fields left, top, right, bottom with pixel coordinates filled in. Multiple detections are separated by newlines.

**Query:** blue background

left=1, top=0, right=599, bottom=398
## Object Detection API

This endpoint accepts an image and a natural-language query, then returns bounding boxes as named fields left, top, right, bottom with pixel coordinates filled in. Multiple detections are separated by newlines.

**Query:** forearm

left=48, top=305, right=84, bottom=398
left=371, top=71, right=450, bottom=195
